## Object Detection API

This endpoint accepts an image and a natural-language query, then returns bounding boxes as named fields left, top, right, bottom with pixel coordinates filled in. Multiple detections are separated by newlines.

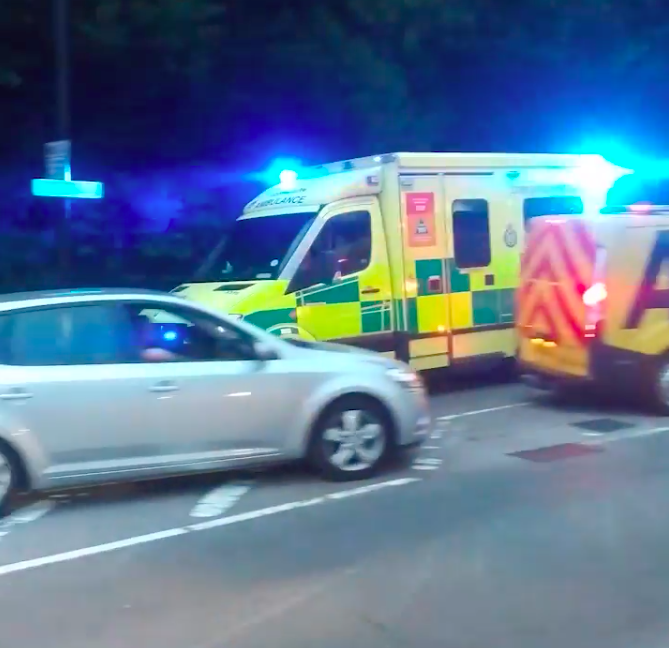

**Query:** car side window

left=5, top=304, right=126, bottom=366
left=289, top=210, right=372, bottom=292
left=122, top=302, right=258, bottom=363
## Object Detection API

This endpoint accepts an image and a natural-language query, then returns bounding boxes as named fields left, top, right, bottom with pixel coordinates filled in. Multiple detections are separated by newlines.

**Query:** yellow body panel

left=603, top=218, right=669, bottom=357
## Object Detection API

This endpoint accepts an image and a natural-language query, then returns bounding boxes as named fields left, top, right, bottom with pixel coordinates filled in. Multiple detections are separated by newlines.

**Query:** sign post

left=31, top=141, right=104, bottom=285
left=44, top=140, right=71, bottom=180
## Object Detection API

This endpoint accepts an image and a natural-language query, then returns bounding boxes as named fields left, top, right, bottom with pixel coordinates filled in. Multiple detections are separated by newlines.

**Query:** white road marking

left=0, top=500, right=56, bottom=539
left=422, top=445, right=440, bottom=450
left=189, top=482, right=252, bottom=518
left=0, top=477, right=420, bottom=577
left=437, top=402, right=529, bottom=422
left=585, top=426, right=669, bottom=445
left=413, top=457, right=442, bottom=466
left=411, top=465, right=439, bottom=471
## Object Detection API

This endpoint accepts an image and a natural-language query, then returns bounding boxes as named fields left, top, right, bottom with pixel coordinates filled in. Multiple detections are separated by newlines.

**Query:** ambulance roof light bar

left=601, top=203, right=669, bottom=215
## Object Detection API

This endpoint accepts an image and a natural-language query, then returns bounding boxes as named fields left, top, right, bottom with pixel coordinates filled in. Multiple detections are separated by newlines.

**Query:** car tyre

left=307, top=395, right=394, bottom=482
left=0, top=442, right=19, bottom=517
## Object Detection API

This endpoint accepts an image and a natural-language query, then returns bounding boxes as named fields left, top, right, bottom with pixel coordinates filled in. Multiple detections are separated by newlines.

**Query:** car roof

left=0, top=288, right=186, bottom=313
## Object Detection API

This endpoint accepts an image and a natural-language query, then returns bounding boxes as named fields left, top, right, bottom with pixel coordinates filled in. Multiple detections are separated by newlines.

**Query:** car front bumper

left=394, top=387, right=432, bottom=448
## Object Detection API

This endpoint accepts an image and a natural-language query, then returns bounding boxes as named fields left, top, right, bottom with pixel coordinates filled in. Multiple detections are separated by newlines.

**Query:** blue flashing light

left=279, top=169, right=298, bottom=187
left=163, top=330, right=177, bottom=341
left=264, top=157, right=302, bottom=186
left=31, top=178, right=104, bottom=199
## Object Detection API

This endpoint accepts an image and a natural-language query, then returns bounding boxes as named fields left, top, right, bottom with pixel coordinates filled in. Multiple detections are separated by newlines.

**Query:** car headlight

left=386, top=367, right=423, bottom=390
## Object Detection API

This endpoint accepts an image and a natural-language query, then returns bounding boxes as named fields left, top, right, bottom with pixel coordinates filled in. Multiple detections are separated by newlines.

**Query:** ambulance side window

left=288, top=211, right=372, bottom=292
left=523, top=196, right=583, bottom=228
left=452, top=199, right=491, bottom=269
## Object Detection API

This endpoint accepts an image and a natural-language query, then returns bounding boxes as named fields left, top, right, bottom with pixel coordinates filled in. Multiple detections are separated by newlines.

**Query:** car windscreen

left=194, top=211, right=316, bottom=282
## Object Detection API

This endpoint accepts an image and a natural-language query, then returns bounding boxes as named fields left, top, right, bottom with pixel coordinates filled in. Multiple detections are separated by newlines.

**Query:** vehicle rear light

left=582, top=282, right=607, bottom=307
left=583, top=282, right=606, bottom=340
left=582, top=246, right=607, bottom=341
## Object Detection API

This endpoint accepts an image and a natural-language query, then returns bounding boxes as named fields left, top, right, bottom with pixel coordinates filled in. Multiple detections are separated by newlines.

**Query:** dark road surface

left=3, top=379, right=669, bottom=648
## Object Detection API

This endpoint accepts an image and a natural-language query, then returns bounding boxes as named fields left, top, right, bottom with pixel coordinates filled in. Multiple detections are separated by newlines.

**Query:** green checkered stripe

left=245, top=259, right=515, bottom=338
left=297, top=277, right=392, bottom=334
left=408, top=258, right=516, bottom=331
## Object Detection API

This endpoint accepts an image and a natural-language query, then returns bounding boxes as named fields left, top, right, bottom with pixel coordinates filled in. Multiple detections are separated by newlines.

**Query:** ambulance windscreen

left=194, top=212, right=315, bottom=282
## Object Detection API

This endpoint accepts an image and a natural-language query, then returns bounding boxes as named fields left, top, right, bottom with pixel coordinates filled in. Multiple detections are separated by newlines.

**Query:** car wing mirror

left=253, top=341, right=280, bottom=361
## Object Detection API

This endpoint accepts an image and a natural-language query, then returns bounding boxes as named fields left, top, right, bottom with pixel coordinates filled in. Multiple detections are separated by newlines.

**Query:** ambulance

left=174, top=152, right=626, bottom=372
left=517, top=202, right=669, bottom=412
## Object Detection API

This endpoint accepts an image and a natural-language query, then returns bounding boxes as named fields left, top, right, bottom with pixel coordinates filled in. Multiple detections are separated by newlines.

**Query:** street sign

left=31, top=179, right=104, bottom=199
left=44, top=140, right=71, bottom=180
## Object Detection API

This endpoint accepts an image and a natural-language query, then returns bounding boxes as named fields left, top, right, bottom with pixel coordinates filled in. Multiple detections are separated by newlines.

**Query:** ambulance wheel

left=307, top=395, right=394, bottom=481
left=649, top=355, right=669, bottom=415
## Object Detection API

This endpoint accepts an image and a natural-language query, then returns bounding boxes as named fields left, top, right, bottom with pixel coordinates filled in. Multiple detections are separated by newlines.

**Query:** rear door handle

left=0, top=388, right=33, bottom=401
left=361, top=286, right=380, bottom=295
left=149, top=381, right=178, bottom=393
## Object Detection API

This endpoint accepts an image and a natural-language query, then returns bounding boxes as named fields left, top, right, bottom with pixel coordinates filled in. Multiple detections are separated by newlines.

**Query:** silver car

left=0, top=288, right=431, bottom=511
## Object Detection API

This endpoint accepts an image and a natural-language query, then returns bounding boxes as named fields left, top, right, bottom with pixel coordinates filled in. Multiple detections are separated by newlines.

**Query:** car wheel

left=650, top=356, right=669, bottom=415
left=308, top=395, right=394, bottom=482
left=0, top=443, right=18, bottom=516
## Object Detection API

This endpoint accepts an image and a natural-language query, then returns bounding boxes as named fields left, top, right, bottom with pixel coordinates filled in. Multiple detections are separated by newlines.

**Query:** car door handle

left=0, top=388, right=33, bottom=401
left=361, top=286, right=380, bottom=294
left=149, top=381, right=178, bottom=393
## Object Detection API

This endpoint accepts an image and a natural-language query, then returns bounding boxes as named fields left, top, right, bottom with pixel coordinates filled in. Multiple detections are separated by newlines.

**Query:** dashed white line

left=189, top=481, right=253, bottom=518
left=0, top=477, right=420, bottom=578
left=0, top=500, right=56, bottom=540
left=413, top=457, right=442, bottom=466
left=437, top=402, right=529, bottom=422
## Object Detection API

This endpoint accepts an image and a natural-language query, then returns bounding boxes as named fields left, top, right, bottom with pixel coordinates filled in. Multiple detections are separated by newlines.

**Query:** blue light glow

left=264, top=157, right=302, bottom=186
left=163, top=330, right=177, bottom=341
left=279, top=169, right=298, bottom=186
left=31, top=178, right=104, bottom=199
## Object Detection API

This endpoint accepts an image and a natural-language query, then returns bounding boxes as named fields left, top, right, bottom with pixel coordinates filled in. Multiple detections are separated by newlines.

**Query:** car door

left=0, top=302, right=156, bottom=487
left=125, top=300, right=300, bottom=467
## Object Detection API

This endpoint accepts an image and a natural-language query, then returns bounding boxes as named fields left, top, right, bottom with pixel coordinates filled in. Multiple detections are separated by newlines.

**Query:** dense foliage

left=0, top=0, right=668, bottom=290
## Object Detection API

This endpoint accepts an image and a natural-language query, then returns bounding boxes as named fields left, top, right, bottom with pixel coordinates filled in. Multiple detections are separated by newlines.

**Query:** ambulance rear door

left=517, top=215, right=597, bottom=377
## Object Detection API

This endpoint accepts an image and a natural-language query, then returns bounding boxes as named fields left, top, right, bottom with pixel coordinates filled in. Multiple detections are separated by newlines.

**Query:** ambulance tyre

left=649, top=354, right=669, bottom=415
left=307, top=395, right=394, bottom=482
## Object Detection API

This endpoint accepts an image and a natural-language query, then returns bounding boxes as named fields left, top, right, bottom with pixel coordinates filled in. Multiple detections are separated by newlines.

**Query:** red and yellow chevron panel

left=517, top=218, right=597, bottom=345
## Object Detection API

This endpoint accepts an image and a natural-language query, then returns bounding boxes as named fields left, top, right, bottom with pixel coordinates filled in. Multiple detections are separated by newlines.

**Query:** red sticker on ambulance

left=405, top=192, right=436, bottom=247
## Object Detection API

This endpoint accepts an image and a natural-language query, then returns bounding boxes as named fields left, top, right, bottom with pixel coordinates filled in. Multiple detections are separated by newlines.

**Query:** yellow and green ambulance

left=173, top=152, right=625, bottom=372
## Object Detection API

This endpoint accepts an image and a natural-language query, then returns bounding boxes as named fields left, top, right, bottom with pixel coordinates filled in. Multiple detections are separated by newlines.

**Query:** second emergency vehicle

left=175, top=152, right=626, bottom=372
left=518, top=203, right=669, bottom=412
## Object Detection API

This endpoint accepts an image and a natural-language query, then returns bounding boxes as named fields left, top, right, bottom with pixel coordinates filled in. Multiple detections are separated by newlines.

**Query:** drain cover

left=571, top=418, right=634, bottom=433
left=509, top=443, right=603, bottom=463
